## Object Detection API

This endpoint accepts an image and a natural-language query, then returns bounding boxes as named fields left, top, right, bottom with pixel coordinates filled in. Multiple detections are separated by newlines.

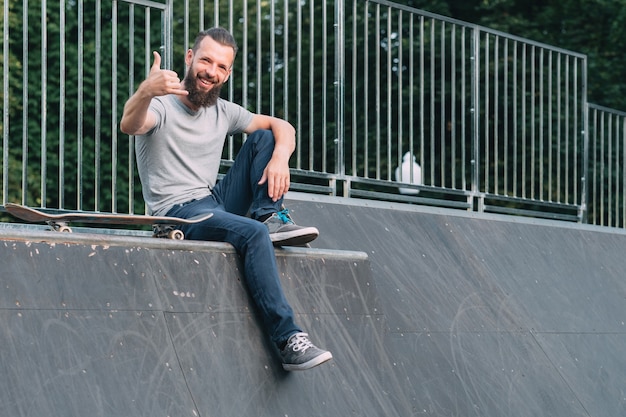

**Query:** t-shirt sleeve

left=220, top=100, right=254, bottom=135
left=143, top=98, right=166, bottom=136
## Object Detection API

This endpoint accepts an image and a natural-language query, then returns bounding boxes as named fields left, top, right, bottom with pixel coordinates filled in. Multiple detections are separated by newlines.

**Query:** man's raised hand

left=146, top=51, right=188, bottom=97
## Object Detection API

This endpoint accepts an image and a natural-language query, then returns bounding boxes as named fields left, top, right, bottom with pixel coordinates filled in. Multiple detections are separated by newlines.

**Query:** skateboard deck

left=5, top=203, right=213, bottom=240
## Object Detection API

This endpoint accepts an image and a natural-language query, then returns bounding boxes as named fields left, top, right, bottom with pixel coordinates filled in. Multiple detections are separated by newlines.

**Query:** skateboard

left=4, top=203, right=213, bottom=240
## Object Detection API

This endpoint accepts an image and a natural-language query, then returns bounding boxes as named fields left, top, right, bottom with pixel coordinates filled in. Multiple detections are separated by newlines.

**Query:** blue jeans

left=166, top=130, right=301, bottom=347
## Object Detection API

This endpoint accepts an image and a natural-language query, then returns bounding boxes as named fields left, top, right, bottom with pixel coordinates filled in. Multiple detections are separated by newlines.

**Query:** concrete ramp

left=288, top=195, right=626, bottom=417
left=0, top=228, right=398, bottom=417
left=1, top=194, right=625, bottom=417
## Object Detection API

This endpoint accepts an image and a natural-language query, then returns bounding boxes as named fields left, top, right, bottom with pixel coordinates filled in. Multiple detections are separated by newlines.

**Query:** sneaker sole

left=282, top=351, right=333, bottom=371
left=270, top=226, right=319, bottom=247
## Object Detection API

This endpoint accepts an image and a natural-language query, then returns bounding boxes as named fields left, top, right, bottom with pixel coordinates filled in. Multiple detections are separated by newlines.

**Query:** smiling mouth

left=198, top=75, right=217, bottom=88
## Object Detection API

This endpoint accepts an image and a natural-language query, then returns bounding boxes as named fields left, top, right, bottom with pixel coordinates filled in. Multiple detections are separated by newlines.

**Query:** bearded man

left=120, top=27, right=332, bottom=371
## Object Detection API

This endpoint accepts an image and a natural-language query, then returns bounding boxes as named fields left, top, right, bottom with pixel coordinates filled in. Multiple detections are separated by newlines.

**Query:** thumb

left=150, top=51, right=161, bottom=72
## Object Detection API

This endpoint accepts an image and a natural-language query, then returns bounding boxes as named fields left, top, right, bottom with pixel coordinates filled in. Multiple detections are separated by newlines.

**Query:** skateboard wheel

left=57, top=225, right=73, bottom=233
left=168, top=230, right=185, bottom=240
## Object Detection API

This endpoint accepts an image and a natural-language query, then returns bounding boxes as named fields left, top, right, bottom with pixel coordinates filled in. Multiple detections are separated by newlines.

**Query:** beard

left=184, top=73, right=223, bottom=108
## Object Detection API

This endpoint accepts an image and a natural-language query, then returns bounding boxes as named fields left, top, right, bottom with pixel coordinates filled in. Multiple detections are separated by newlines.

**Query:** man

left=120, top=27, right=332, bottom=371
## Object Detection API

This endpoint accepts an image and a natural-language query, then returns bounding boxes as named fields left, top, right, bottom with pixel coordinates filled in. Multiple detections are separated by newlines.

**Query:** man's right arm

left=120, top=51, right=188, bottom=135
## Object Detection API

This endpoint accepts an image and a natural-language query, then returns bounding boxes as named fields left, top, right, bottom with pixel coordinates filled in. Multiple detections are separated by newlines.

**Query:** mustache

left=197, top=73, right=218, bottom=83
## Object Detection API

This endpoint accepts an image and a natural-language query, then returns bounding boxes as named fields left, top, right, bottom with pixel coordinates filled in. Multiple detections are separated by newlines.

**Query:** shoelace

left=287, top=333, right=313, bottom=352
left=275, top=209, right=294, bottom=225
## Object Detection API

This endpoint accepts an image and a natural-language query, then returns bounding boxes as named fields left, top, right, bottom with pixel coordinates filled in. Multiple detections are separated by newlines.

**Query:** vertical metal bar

left=59, top=0, right=66, bottom=208
left=236, top=0, right=247, bottom=161
left=2, top=0, right=10, bottom=205
left=242, top=0, right=248, bottom=111
left=144, top=7, right=150, bottom=77
left=615, top=115, right=621, bottom=226
left=565, top=56, right=571, bottom=203
left=165, top=1, right=173, bottom=69
left=363, top=2, right=370, bottom=178
left=95, top=0, right=102, bottom=211
left=143, top=6, right=151, bottom=215
left=503, top=38, right=508, bottom=196
left=440, top=21, right=446, bottom=186
left=460, top=26, right=466, bottom=191
left=600, top=111, right=605, bottom=225
left=283, top=0, right=289, bottom=126
left=161, top=0, right=174, bottom=74
left=41, top=0, right=48, bottom=207
left=386, top=8, right=392, bottom=180
left=590, top=108, right=597, bottom=224
left=128, top=3, right=135, bottom=213
left=308, top=0, right=315, bottom=171
left=295, top=0, right=302, bottom=169
left=521, top=43, right=526, bottom=198
left=396, top=10, right=403, bottom=182
left=77, top=0, right=84, bottom=210
left=512, top=41, right=518, bottom=197
left=21, top=0, right=28, bottom=205
left=351, top=0, right=357, bottom=177
left=112, top=1, right=118, bottom=212
left=607, top=114, right=613, bottom=226
left=270, top=0, right=275, bottom=116
left=184, top=0, right=189, bottom=52
left=419, top=15, right=424, bottom=184
left=530, top=45, right=536, bottom=200
left=557, top=53, right=562, bottom=198
left=408, top=12, right=414, bottom=182
left=335, top=0, right=345, bottom=176
left=256, top=0, right=262, bottom=112
left=471, top=27, right=480, bottom=196
left=483, top=33, right=489, bottom=194
left=620, top=117, right=626, bottom=228
left=580, top=57, right=589, bottom=222
left=213, top=0, right=219, bottom=27
left=547, top=50, right=553, bottom=201
left=494, top=35, right=499, bottom=194
left=375, top=4, right=380, bottom=179
left=322, top=0, right=328, bottom=173
left=450, top=24, right=456, bottom=189
left=199, top=0, right=204, bottom=32
left=573, top=57, right=579, bottom=205
left=539, top=47, right=544, bottom=200
left=429, top=18, right=435, bottom=186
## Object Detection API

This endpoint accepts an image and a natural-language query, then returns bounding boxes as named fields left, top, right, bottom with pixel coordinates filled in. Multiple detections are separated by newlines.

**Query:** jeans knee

left=246, top=129, right=275, bottom=153
left=248, top=219, right=270, bottom=241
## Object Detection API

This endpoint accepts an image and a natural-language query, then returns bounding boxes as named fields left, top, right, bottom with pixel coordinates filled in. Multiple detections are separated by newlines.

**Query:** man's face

left=184, top=36, right=234, bottom=108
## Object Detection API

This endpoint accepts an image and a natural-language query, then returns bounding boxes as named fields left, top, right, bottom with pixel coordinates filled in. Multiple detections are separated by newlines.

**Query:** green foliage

left=398, top=0, right=626, bottom=110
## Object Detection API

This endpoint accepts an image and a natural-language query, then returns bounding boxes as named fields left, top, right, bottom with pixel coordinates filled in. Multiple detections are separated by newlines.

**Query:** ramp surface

left=1, top=195, right=625, bottom=417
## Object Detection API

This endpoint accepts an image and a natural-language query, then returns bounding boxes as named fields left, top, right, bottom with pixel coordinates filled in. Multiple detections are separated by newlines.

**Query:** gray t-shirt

left=135, top=95, right=254, bottom=216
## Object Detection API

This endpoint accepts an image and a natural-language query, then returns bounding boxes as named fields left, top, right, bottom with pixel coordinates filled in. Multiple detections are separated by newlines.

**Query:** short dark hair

left=192, top=27, right=238, bottom=57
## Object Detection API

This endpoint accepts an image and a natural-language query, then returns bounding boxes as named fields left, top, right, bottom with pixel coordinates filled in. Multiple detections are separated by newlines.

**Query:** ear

left=184, top=49, right=194, bottom=68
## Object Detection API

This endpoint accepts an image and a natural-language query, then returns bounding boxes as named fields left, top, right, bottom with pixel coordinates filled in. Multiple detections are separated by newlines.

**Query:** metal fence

left=0, top=0, right=621, bottom=227
left=587, top=104, right=626, bottom=228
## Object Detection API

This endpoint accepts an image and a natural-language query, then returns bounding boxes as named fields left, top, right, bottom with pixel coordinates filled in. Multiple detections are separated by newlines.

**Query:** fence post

left=580, top=101, right=590, bottom=224
left=470, top=27, right=481, bottom=211
left=334, top=0, right=345, bottom=185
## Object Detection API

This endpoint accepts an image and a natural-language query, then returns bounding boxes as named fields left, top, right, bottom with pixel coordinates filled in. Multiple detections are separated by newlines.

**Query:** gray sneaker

left=281, top=332, right=333, bottom=371
left=263, top=209, right=319, bottom=246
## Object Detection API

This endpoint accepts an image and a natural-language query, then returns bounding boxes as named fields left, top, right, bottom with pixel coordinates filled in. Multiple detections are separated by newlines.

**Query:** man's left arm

left=244, top=114, right=296, bottom=202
